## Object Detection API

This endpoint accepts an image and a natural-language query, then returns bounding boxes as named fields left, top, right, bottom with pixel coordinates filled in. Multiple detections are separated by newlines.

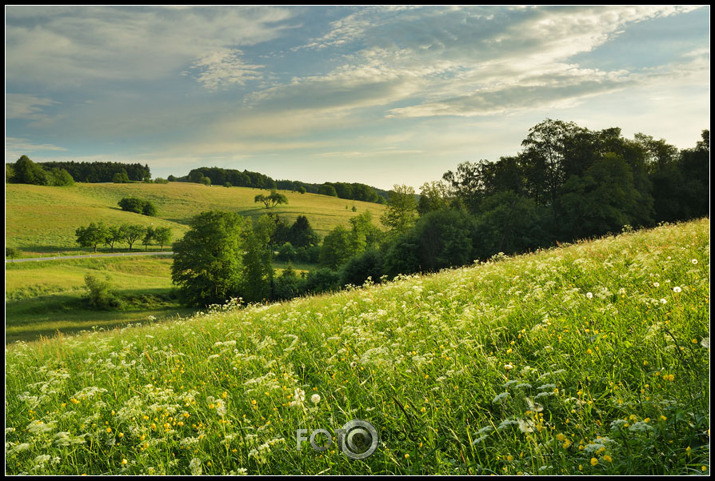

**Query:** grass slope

left=5, top=218, right=709, bottom=475
left=5, top=182, right=385, bottom=255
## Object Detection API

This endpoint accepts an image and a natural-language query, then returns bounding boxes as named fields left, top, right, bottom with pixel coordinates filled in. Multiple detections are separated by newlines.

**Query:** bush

left=277, top=242, right=297, bottom=262
left=340, top=249, right=385, bottom=287
left=295, top=245, right=321, bottom=264
left=84, top=273, right=123, bottom=310
left=6, top=247, right=21, bottom=260
left=273, top=264, right=306, bottom=301
left=118, top=196, right=157, bottom=216
left=304, top=268, right=341, bottom=294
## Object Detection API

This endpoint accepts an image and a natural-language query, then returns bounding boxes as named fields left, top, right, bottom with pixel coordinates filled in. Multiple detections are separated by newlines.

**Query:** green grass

left=4, top=256, right=196, bottom=343
left=4, top=218, right=709, bottom=475
left=5, top=183, right=385, bottom=256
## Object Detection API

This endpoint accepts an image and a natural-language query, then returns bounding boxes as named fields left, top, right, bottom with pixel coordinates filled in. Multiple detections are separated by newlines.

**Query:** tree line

left=171, top=166, right=388, bottom=204
left=6, top=156, right=152, bottom=185
left=76, top=222, right=172, bottom=252
left=170, top=119, right=709, bottom=308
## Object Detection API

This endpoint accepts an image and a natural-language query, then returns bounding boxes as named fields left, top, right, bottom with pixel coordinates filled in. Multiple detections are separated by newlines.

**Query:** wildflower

left=659, top=415, right=667, bottom=422
left=311, top=394, right=321, bottom=404
left=586, top=292, right=593, bottom=299
left=590, top=457, right=598, bottom=466
left=653, top=282, right=660, bottom=288
left=404, top=454, right=409, bottom=459
left=504, top=363, right=514, bottom=370
left=673, top=286, right=682, bottom=293
left=121, top=459, right=128, bottom=466
left=692, top=259, right=698, bottom=264
left=603, top=455, right=612, bottom=463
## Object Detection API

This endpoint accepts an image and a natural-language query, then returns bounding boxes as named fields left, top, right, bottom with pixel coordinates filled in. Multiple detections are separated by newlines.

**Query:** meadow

left=5, top=182, right=385, bottom=256
left=5, top=256, right=312, bottom=344
left=4, top=218, right=709, bottom=475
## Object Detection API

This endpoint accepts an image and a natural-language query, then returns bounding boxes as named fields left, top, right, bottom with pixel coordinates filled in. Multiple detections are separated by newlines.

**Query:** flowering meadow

left=5, top=218, right=709, bottom=475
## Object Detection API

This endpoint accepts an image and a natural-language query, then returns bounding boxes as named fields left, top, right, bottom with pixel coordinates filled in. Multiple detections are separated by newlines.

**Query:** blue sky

left=5, top=5, right=710, bottom=190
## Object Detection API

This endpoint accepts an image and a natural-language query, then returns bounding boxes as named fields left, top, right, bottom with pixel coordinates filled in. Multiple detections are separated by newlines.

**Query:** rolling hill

left=5, top=182, right=386, bottom=256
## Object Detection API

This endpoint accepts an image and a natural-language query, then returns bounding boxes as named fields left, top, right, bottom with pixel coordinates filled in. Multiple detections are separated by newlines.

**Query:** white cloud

left=6, top=94, right=58, bottom=120
left=187, top=49, right=263, bottom=91
left=5, top=137, right=68, bottom=160
left=5, top=6, right=294, bottom=88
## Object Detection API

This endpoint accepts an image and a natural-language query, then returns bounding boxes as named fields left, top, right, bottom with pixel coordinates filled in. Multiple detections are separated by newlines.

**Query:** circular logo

left=340, top=419, right=379, bottom=460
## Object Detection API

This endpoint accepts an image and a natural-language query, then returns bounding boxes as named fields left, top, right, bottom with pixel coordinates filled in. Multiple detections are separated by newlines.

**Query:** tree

left=340, top=249, right=385, bottom=287
left=13, top=155, right=47, bottom=185
left=349, top=211, right=382, bottom=253
left=289, top=215, right=319, bottom=248
left=560, top=153, right=647, bottom=239
left=47, top=168, right=74, bottom=186
left=254, top=190, right=288, bottom=209
left=120, top=224, right=146, bottom=251
left=318, top=184, right=338, bottom=197
left=118, top=197, right=156, bottom=216
left=241, top=215, right=276, bottom=303
left=418, top=180, right=450, bottom=215
left=6, top=163, right=15, bottom=183
left=142, top=226, right=155, bottom=251
left=381, top=184, right=418, bottom=236
left=273, top=263, right=305, bottom=300
left=154, top=227, right=172, bottom=251
left=473, top=192, right=546, bottom=259
left=171, top=211, right=249, bottom=306
left=76, top=222, right=109, bottom=252
left=142, top=201, right=157, bottom=216
left=6, top=247, right=21, bottom=261
left=112, top=170, right=130, bottom=183
left=104, top=225, right=124, bottom=252
left=319, top=225, right=354, bottom=269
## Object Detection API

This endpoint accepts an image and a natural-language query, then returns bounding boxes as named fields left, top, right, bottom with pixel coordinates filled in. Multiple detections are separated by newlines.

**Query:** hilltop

left=5, top=182, right=386, bottom=256
left=5, top=218, right=709, bottom=475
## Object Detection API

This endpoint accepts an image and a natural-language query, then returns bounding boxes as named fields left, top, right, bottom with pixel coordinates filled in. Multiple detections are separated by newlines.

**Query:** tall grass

left=5, top=219, right=709, bottom=475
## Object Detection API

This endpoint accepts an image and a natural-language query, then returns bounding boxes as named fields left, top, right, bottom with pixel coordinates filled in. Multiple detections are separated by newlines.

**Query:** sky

left=5, top=5, right=710, bottom=191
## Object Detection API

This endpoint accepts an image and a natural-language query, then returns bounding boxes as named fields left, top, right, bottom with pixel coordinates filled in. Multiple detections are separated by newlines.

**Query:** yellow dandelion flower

left=405, top=454, right=410, bottom=459
left=603, top=455, right=612, bottom=463
left=590, top=458, right=598, bottom=466
left=121, top=459, right=128, bottom=466
left=106, top=427, right=112, bottom=433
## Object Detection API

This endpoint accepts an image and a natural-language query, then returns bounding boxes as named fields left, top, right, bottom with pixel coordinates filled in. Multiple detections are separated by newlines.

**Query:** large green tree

left=171, top=211, right=249, bottom=307
left=241, top=215, right=276, bottom=303
left=75, top=222, right=108, bottom=252
left=380, top=184, right=418, bottom=236
left=13, top=155, right=47, bottom=185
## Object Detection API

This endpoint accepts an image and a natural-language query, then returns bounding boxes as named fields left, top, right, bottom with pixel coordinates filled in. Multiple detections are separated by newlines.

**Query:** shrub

left=83, top=273, right=123, bottom=310
left=304, top=268, right=341, bottom=294
left=118, top=197, right=157, bottom=216
left=340, top=249, right=385, bottom=287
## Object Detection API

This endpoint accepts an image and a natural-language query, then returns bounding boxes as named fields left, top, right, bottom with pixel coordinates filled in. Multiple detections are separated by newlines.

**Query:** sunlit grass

left=5, top=183, right=385, bottom=256
left=5, top=218, right=709, bottom=475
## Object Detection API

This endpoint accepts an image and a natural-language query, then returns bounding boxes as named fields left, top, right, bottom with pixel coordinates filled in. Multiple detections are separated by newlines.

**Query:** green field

left=4, top=256, right=313, bottom=344
left=5, top=182, right=385, bottom=256
left=4, top=218, right=709, bottom=475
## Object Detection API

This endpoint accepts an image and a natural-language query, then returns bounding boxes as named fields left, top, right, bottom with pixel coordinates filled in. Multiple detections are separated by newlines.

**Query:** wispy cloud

left=186, top=49, right=264, bottom=91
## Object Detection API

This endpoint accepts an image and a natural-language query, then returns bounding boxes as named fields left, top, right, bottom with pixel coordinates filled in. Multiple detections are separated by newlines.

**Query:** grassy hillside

left=5, top=182, right=385, bottom=255
left=5, top=218, right=709, bottom=475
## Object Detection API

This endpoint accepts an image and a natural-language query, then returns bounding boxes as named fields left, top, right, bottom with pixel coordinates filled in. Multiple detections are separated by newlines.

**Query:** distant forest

left=170, top=166, right=390, bottom=204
